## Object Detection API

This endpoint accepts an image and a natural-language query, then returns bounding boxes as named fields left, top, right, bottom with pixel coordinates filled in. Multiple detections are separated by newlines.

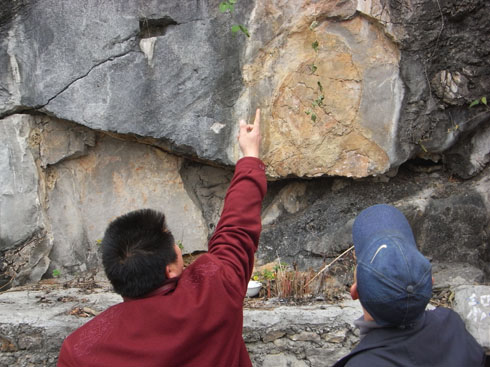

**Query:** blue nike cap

left=353, top=204, right=432, bottom=327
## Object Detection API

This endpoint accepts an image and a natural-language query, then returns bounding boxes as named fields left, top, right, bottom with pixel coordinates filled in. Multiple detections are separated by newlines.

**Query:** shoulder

left=425, top=307, right=464, bottom=325
left=182, top=253, right=221, bottom=277
left=59, top=304, right=125, bottom=364
left=343, top=350, right=388, bottom=367
left=65, top=303, right=125, bottom=343
left=179, top=254, right=227, bottom=289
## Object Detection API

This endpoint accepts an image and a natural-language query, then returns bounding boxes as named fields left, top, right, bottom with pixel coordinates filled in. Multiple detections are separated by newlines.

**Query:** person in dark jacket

left=333, top=204, right=486, bottom=367
left=58, top=109, right=266, bottom=366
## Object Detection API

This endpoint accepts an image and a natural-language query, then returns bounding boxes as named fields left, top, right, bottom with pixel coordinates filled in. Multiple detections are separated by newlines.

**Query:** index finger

left=252, top=108, right=260, bottom=130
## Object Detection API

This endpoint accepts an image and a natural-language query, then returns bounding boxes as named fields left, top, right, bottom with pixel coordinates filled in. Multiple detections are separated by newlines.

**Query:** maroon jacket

left=58, top=157, right=267, bottom=367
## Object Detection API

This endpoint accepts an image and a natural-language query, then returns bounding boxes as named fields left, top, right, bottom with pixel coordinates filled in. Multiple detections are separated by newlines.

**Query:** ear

left=350, top=282, right=359, bottom=300
left=166, top=263, right=179, bottom=279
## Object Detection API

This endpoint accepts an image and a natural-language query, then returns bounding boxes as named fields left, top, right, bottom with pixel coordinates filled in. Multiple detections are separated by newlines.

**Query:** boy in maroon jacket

left=58, top=109, right=266, bottom=367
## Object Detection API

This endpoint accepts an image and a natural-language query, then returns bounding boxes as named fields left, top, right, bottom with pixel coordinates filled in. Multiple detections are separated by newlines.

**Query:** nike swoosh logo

left=370, top=244, right=387, bottom=263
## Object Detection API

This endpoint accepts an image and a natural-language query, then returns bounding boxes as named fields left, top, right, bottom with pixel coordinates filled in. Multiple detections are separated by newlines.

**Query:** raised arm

left=208, top=109, right=267, bottom=296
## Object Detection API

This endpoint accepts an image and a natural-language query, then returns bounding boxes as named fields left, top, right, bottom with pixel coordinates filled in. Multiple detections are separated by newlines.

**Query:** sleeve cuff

left=236, top=157, right=266, bottom=171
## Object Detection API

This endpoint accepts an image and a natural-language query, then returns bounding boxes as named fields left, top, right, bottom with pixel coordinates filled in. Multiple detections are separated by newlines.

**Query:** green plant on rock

left=305, top=80, right=324, bottom=124
left=305, top=109, right=317, bottom=123
left=302, top=23, right=325, bottom=124
left=219, top=0, right=250, bottom=37
left=52, top=269, right=61, bottom=278
left=469, top=96, right=488, bottom=108
left=219, top=0, right=236, bottom=12
left=312, top=40, right=319, bottom=52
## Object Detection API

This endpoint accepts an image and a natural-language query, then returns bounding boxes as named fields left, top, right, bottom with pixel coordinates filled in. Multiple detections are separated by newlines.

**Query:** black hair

left=102, top=209, right=176, bottom=298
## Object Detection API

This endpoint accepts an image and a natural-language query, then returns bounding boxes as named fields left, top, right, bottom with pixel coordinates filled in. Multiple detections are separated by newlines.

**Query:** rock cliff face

left=0, top=0, right=489, bottom=286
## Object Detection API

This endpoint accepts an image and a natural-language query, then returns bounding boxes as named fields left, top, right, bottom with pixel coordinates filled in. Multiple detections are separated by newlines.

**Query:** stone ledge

left=244, top=303, right=362, bottom=366
left=0, top=286, right=360, bottom=367
left=0, top=285, right=488, bottom=367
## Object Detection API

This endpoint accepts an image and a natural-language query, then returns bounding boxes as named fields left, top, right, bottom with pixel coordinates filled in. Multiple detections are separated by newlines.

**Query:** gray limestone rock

left=0, top=0, right=489, bottom=297
left=432, top=262, right=485, bottom=290
left=0, top=286, right=121, bottom=366
left=1, top=0, right=489, bottom=179
left=359, top=64, right=407, bottom=167
left=0, top=115, right=42, bottom=252
left=258, top=165, right=490, bottom=276
left=444, top=120, right=490, bottom=179
left=1, top=0, right=251, bottom=165
left=412, top=189, right=489, bottom=266
left=261, top=354, right=308, bottom=367
left=39, top=117, right=96, bottom=167
left=179, top=161, right=234, bottom=237
left=0, top=114, right=53, bottom=286
left=388, top=0, right=490, bottom=165
left=453, top=285, right=490, bottom=349
left=45, top=131, right=208, bottom=275
left=258, top=171, right=423, bottom=269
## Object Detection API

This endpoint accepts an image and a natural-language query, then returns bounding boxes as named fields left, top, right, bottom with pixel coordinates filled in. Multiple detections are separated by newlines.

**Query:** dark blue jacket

left=333, top=307, right=485, bottom=367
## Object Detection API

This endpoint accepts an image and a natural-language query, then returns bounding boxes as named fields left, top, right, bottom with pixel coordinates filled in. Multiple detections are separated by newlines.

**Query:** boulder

left=242, top=2, right=404, bottom=177
left=453, top=285, right=490, bottom=349
left=1, top=0, right=250, bottom=165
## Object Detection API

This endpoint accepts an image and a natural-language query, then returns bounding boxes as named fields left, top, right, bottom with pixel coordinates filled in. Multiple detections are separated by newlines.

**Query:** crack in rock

left=44, top=49, right=138, bottom=108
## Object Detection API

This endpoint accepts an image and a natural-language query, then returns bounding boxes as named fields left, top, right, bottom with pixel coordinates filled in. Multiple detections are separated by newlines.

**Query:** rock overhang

left=1, top=0, right=409, bottom=179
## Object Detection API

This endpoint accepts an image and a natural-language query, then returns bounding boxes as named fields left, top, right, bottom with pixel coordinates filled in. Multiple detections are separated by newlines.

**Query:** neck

left=362, top=307, right=375, bottom=322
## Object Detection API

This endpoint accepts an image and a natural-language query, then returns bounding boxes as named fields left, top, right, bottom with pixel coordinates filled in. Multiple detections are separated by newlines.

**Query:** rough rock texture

left=0, top=115, right=43, bottom=252
left=387, top=0, right=490, bottom=172
left=3, top=0, right=488, bottom=179
left=256, top=165, right=490, bottom=272
left=0, top=0, right=489, bottom=308
left=4, top=112, right=489, bottom=281
left=432, top=262, right=485, bottom=289
left=0, top=286, right=121, bottom=367
left=444, top=122, right=490, bottom=178
left=242, top=1, right=403, bottom=178
left=0, top=115, right=51, bottom=286
left=454, top=285, right=490, bottom=349
left=244, top=304, right=361, bottom=366
left=1, top=0, right=252, bottom=164
left=1, top=2, right=489, bottom=363
left=0, top=114, right=207, bottom=282
left=43, top=125, right=208, bottom=275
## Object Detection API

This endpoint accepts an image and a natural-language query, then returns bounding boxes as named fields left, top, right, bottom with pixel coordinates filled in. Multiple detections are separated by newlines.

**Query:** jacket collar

left=123, top=277, right=180, bottom=302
